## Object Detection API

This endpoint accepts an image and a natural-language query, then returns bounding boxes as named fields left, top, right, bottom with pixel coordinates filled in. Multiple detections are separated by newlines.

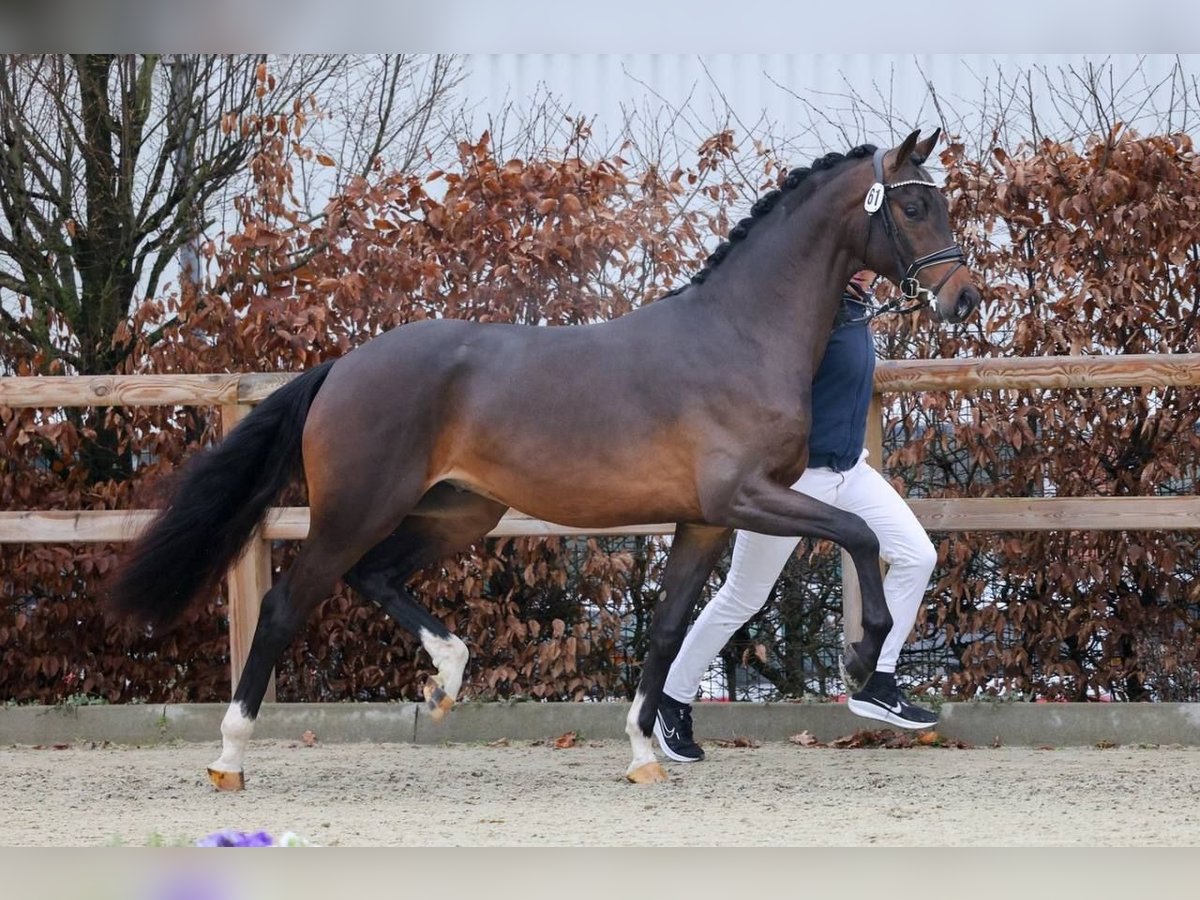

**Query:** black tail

left=109, top=361, right=336, bottom=630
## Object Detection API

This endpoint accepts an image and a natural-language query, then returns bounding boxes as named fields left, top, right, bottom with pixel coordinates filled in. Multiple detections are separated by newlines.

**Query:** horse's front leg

left=715, top=477, right=891, bottom=692
left=625, top=523, right=731, bottom=784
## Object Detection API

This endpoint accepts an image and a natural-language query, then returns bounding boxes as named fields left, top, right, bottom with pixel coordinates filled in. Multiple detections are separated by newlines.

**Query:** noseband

left=863, top=146, right=965, bottom=312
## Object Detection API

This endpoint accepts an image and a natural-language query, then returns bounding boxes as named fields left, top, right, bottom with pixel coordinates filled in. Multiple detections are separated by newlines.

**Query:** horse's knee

left=841, top=514, right=879, bottom=558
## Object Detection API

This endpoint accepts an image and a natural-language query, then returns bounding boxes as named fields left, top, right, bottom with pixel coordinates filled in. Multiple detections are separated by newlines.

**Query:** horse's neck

left=706, top=202, right=861, bottom=347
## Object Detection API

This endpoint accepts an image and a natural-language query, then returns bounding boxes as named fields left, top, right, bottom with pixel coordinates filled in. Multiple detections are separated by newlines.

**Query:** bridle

left=859, top=146, right=966, bottom=317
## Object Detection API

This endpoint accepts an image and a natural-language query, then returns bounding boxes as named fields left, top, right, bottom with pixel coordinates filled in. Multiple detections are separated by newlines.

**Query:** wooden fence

left=3, top=353, right=1199, bottom=693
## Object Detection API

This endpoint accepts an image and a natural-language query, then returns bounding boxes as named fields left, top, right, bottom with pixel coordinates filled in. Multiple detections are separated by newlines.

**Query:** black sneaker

left=653, top=695, right=705, bottom=762
left=847, top=672, right=939, bottom=730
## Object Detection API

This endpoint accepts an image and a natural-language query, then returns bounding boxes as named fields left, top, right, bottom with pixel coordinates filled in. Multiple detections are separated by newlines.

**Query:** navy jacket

left=807, top=293, right=875, bottom=472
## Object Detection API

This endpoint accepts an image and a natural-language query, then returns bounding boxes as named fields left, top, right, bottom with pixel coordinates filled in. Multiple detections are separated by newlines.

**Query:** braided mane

left=665, top=143, right=877, bottom=297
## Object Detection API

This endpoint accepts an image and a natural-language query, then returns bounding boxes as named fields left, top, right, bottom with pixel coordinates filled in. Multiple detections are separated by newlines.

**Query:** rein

left=859, top=146, right=966, bottom=319
left=837, top=287, right=922, bottom=326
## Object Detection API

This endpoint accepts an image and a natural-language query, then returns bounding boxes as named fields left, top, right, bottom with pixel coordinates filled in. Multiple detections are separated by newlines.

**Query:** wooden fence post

left=840, top=392, right=885, bottom=649
left=220, top=403, right=275, bottom=701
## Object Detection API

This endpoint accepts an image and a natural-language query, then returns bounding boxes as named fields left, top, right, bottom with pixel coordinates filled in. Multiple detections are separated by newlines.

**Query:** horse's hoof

left=424, top=683, right=455, bottom=722
left=840, top=646, right=871, bottom=694
left=625, top=761, right=669, bottom=784
left=207, top=767, right=245, bottom=792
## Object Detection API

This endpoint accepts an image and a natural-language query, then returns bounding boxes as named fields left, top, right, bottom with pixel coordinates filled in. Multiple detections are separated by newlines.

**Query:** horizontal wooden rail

left=3, top=497, right=1199, bottom=545
left=0, top=508, right=678, bottom=543
left=873, top=353, right=1200, bottom=393
left=3, top=354, right=1199, bottom=409
left=0, top=374, right=245, bottom=407
left=908, top=496, right=1200, bottom=531
left=0, top=372, right=297, bottom=407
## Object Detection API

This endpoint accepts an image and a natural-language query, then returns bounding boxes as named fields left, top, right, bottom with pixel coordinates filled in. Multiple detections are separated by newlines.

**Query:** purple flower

left=194, top=829, right=276, bottom=848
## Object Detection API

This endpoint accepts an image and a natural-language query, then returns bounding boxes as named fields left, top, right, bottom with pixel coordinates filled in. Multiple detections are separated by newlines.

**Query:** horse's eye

left=904, top=204, right=920, bottom=219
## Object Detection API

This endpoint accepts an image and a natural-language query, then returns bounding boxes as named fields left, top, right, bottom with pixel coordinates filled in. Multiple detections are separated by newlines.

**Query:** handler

left=654, top=271, right=940, bottom=763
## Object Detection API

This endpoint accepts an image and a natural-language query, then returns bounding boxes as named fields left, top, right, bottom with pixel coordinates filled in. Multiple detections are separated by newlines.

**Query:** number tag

left=864, top=183, right=885, bottom=214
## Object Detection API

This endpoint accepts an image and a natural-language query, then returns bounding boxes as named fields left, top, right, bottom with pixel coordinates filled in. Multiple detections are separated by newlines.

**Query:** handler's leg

left=657, top=468, right=842, bottom=761
left=837, top=455, right=939, bottom=728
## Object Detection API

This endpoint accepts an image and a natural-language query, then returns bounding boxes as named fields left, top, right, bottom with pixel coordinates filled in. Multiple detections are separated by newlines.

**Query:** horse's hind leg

left=349, top=569, right=468, bottom=720
left=344, top=490, right=507, bottom=719
left=207, top=480, right=433, bottom=790
left=625, top=523, right=730, bottom=784
left=207, top=528, right=369, bottom=791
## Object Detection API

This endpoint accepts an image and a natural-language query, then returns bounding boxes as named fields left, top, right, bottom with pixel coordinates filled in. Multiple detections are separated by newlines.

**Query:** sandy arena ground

left=2, top=739, right=1199, bottom=846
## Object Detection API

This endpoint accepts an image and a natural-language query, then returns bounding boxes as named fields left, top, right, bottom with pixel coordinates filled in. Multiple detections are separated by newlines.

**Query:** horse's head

left=860, top=128, right=980, bottom=324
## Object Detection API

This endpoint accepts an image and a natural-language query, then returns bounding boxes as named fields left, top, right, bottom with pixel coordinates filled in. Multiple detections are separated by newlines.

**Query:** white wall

left=456, top=53, right=1200, bottom=157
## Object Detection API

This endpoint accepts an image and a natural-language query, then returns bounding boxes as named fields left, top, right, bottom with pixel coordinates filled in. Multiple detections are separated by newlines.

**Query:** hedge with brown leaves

left=2, top=126, right=1197, bottom=704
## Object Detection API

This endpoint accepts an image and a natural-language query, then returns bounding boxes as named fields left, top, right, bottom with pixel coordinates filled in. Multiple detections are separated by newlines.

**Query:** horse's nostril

left=955, top=289, right=976, bottom=321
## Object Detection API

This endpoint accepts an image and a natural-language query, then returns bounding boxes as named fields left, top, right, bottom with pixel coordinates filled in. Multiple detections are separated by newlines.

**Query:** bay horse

left=110, top=129, right=979, bottom=789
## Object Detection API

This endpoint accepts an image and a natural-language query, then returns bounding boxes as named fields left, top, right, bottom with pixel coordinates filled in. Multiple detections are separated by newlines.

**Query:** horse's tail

left=108, top=361, right=336, bottom=630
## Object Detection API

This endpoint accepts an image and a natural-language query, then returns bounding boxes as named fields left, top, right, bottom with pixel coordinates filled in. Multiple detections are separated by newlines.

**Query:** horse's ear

left=887, top=129, right=921, bottom=175
left=912, top=128, right=942, bottom=165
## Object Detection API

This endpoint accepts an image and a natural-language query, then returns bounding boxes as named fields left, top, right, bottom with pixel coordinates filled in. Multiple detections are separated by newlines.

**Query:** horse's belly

left=435, top=458, right=703, bottom=528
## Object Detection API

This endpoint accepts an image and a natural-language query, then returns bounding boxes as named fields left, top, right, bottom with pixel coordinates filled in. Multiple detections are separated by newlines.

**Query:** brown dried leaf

left=711, top=735, right=761, bottom=749
left=788, top=731, right=822, bottom=747
left=831, top=729, right=916, bottom=749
